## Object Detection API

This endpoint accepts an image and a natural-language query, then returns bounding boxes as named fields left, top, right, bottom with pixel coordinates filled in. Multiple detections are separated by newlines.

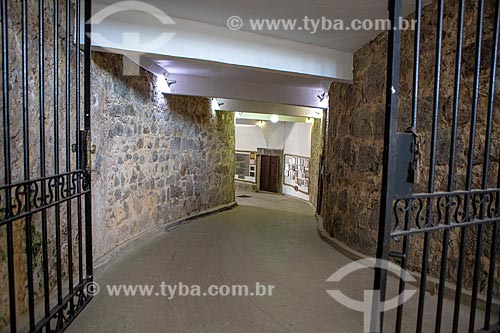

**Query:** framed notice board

left=284, top=154, right=309, bottom=194
left=235, top=151, right=257, bottom=183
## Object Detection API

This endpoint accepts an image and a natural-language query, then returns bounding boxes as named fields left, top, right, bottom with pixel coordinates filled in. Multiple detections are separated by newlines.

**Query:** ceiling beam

left=98, top=52, right=332, bottom=108
left=217, top=99, right=323, bottom=118
left=88, top=1, right=353, bottom=81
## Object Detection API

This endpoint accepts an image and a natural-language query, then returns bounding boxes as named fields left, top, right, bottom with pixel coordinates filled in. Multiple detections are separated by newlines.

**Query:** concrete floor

left=69, top=192, right=482, bottom=332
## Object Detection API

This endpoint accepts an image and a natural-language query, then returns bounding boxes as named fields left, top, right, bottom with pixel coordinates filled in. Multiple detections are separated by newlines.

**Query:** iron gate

left=374, top=0, right=500, bottom=332
left=0, top=0, right=93, bottom=331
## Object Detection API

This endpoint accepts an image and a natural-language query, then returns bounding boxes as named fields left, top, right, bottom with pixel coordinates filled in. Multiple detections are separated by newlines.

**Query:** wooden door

left=260, top=155, right=280, bottom=193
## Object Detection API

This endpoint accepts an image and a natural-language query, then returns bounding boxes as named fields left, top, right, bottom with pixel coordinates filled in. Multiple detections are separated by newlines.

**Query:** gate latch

left=407, top=128, right=423, bottom=184
left=393, top=129, right=423, bottom=198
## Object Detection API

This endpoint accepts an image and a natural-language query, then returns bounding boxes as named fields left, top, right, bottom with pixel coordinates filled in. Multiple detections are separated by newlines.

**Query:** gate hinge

left=72, top=141, right=95, bottom=154
left=78, top=130, right=96, bottom=171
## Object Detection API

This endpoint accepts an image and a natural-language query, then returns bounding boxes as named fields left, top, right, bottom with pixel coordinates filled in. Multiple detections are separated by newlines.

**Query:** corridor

left=68, top=192, right=475, bottom=332
left=2, top=0, right=500, bottom=331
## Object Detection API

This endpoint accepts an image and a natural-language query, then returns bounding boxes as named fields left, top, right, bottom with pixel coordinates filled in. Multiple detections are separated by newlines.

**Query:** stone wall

left=320, top=0, right=500, bottom=294
left=91, top=51, right=235, bottom=261
left=0, top=25, right=235, bottom=328
left=235, top=181, right=257, bottom=192
left=309, top=116, right=324, bottom=210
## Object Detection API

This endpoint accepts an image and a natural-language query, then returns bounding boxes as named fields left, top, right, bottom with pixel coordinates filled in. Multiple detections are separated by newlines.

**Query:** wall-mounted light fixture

left=256, top=120, right=266, bottom=127
left=270, top=114, right=279, bottom=123
left=306, top=117, right=313, bottom=124
left=166, top=78, right=177, bottom=87
left=317, top=92, right=329, bottom=108
left=156, top=73, right=170, bottom=94
left=157, top=72, right=176, bottom=94
left=211, top=98, right=224, bottom=111
left=317, top=92, right=326, bottom=102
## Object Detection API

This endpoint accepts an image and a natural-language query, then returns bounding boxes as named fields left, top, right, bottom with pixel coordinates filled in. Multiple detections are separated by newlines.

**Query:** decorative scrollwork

left=414, top=197, right=426, bottom=229
left=436, top=195, right=451, bottom=225
left=487, top=192, right=498, bottom=218
left=391, top=189, right=500, bottom=236
left=393, top=198, right=410, bottom=233
left=35, top=279, right=93, bottom=333
left=0, top=171, right=89, bottom=226
left=451, top=194, right=465, bottom=224
left=30, top=181, right=42, bottom=209
left=58, top=176, right=66, bottom=200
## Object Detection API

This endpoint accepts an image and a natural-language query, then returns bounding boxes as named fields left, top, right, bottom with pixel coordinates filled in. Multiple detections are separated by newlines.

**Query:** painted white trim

left=219, top=99, right=323, bottom=118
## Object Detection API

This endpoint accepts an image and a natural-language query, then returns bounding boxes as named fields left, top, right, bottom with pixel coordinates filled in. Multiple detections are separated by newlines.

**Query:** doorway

left=260, top=155, right=280, bottom=193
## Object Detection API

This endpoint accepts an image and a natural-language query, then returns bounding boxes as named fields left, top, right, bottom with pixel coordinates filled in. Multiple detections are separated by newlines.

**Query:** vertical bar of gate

left=39, top=0, right=51, bottom=327
left=467, top=1, right=485, bottom=331
left=65, top=0, right=74, bottom=307
left=395, top=200, right=412, bottom=332
left=483, top=0, right=500, bottom=330
left=410, top=0, right=421, bottom=130
left=416, top=2, right=444, bottom=332
left=395, top=2, right=422, bottom=330
left=53, top=0, right=64, bottom=315
left=453, top=1, right=485, bottom=330
left=437, top=1, right=464, bottom=332
left=1, top=0, right=16, bottom=330
left=21, top=0, right=36, bottom=329
left=372, top=0, right=402, bottom=331
left=76, top=0, right=84, bottom=285
left=84, top=0, right=93, bottom=281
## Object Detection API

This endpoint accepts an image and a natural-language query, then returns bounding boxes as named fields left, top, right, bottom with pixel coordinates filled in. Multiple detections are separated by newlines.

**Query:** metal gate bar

left=38, top=0, right=50, bottom=329
left=375, top=0, right=500, bottom=332
left=415, top=0, right=444, bottom=330
left=484, top=1, right=500, bottom=327
left=436, top=0, right=464, bottom=331
left=1, top=0, right=16, bottom=330
left=466, top=1, right=486, bottom=330
left=372, top=0, right=402, bottom=330
left=84, top=0, right=94, bottom=285
left=0, top=0, right=93, bottom=331
left=21, top=0, right=36, bottom=328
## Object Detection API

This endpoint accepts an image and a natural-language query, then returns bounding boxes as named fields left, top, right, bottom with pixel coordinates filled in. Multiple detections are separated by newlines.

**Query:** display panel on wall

left=235, top=151, right=257, bottom=183
left=284, top=154, right=309, bottom=194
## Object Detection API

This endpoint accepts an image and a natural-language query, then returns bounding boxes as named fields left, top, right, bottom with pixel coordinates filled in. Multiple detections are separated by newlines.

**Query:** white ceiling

left=98, top=0, right=425, bottom=52
left=92, top=0, right=429, bottom=108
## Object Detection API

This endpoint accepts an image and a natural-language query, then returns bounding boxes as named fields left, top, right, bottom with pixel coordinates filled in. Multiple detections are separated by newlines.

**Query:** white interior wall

left=235, top=123, right=285, bottom=151
left=261, top=123, right=285, bottom=150
left=234, top=125, right=267, bottom=151
left=283, top=122, right=312, bottom=157
left=235, top=121, right=312, bottom=201
left=282, top=122, right=312, bottom=201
